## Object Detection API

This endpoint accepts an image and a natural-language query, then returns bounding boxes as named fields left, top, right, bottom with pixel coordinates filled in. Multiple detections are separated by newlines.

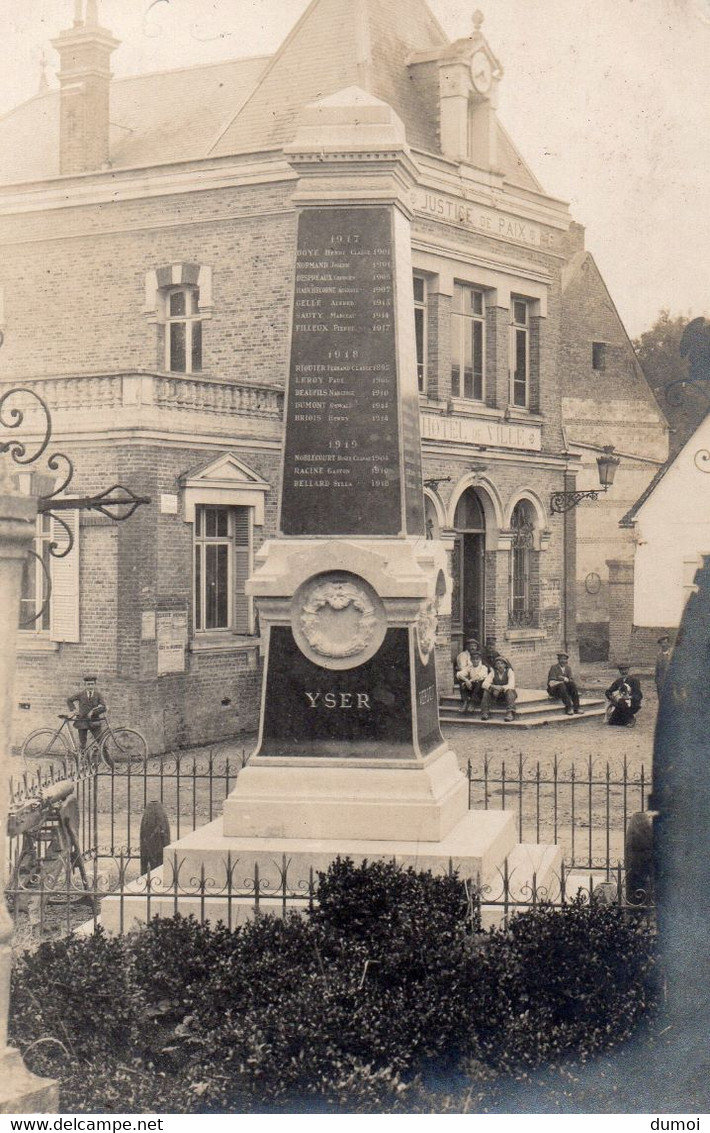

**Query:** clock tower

left=433, top=10, right=503, bottom=168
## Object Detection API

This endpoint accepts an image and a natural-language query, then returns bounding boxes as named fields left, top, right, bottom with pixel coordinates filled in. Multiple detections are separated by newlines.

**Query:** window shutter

left=233, top=508, right=251, bottom=634
left=50, top=510, right=80, bottom=643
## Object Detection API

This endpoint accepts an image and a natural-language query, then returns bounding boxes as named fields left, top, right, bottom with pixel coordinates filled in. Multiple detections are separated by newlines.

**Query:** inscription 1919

left=280, top=207, right=402, bottom=536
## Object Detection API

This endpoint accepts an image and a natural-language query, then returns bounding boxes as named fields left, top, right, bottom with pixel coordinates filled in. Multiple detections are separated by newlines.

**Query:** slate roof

left=0, top=55, right=269, bottom=184
left=0, top=0, right=542, bottom=192
left=209, top=0, right=448, bottom=156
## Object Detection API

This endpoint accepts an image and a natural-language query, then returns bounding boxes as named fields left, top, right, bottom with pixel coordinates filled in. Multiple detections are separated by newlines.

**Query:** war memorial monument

left=102, top=87, right=560, bottom=926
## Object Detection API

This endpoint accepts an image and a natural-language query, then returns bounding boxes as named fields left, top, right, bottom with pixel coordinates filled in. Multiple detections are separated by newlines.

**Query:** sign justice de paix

left=416, top=191, right=560, bottom=250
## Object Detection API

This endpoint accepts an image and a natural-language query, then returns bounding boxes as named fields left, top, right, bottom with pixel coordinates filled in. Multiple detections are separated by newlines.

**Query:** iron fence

left=9, top=745, right=247, bottom=857
left=467, top=753, right=649, bottom=871
left=5, top=846, right=653, bottom=948
left=6, top=748, right=652, bottom=940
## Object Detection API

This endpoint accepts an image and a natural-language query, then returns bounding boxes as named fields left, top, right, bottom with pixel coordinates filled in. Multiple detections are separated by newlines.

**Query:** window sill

left=504, top=627, right=546, bottom=643
left=447, top=399, right=543, bottom=423
left=506, top=406, right=541, bottom=421
left=190, top=635, right=261, bottom=655
left=17, top=637, right=60, bottom=654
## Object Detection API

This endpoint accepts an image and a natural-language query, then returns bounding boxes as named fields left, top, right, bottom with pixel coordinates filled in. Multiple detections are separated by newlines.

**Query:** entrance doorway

left=453, top=488, right=486, bottom=654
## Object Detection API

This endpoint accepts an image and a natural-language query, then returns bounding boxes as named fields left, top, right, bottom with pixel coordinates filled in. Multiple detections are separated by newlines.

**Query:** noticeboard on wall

left=156, top=611, right=188, bottom=675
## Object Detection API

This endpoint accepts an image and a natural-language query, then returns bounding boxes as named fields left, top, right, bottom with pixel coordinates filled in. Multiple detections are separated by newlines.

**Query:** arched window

left=509, top=499, right=538, bottom=627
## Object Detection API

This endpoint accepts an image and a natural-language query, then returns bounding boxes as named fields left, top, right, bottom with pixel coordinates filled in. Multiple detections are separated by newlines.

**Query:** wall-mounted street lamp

left=550, top=446, right=620, bottom=514
left=423, top=476, right=452, bottom=491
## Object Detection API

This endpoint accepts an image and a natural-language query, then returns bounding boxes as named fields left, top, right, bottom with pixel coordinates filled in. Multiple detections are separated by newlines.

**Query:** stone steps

left=439, top=688, right=607, bottom=729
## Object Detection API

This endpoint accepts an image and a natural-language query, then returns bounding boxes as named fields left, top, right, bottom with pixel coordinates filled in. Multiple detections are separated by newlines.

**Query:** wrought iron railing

left=507, top=606, right=539, bottom=628
left=467, top=753, right=648, bottom=870
left=6, top=748, right=652, bottom=941
left=5, top=848, right=653, bottom=946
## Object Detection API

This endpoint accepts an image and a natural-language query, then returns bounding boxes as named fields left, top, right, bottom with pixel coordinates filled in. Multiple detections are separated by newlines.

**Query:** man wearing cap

left=455, top=647, right=490, bottom=714
left=480, top=656, right=517, bottom=722
left=67, top=676, right=107, bottom=751
left=547, top=650, right=584, bottom=716
left=605, top=664, right=643, bottom=727
left=654, top=635, right=673, bottom=697
left=482, top=635, right=500, bottom=670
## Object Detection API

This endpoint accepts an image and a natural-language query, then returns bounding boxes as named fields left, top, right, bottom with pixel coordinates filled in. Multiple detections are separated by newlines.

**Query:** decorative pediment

left=181, top=452, right=270, bottom=488
left=180, top=452, right=270, bottom=525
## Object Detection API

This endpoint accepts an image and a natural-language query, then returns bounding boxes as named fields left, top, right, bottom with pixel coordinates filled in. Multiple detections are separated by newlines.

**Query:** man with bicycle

left=67, top=676, right=107, bottom=751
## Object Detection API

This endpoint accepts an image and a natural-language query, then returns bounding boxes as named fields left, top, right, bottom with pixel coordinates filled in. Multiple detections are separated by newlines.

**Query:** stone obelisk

left=119, top=89, right=559, bottom=916
left=222, top=88, right=465, bottom=851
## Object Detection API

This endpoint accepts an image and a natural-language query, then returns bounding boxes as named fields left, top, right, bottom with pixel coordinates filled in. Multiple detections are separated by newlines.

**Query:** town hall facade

left=0, top=0, right=667, bottom=751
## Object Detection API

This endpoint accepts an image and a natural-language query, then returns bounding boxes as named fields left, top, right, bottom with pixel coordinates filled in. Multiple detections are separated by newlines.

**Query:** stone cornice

left=0, top=153, right=296, bottom=217
left=413, top=149, right=571, bottom=230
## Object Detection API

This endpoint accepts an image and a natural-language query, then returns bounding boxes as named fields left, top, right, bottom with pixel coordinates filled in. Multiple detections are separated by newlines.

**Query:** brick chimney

left=51, top=0, right=120, bottom=175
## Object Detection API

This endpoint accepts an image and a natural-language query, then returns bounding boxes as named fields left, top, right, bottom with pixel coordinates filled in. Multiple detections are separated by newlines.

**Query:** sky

left=0, top=0, right=708, bottom=340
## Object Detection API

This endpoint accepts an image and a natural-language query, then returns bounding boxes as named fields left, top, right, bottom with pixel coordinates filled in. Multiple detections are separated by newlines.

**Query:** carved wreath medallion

left=291, top=572, right=387, bottom=671
left=416, top=598, right=439, bottom=665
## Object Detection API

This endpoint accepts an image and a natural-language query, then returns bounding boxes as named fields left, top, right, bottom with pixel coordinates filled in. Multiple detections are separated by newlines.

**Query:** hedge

left=9, top=858, right=658, bottom=1113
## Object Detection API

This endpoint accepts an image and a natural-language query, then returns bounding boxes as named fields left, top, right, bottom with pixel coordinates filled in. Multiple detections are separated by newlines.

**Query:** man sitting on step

left=455, top=637, right=479, bottom=707
left=455, top=647, right=490, bottom=714
left=546, top=649, right=584, bottom=716
left=480, top=656, right=517, bottom=722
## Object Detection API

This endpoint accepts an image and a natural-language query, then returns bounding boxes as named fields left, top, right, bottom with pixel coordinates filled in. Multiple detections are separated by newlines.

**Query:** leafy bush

left=310, top=858, right=483, bottom=1071
left=9, top=860, right=657, bottom=1113
left=468, top=896, right=658, bottom=1070
left=11, top=930, right=133, bottom=1062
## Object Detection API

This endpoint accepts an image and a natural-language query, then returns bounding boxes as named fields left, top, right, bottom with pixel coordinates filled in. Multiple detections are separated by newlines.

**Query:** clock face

left=471, top=50, right=492, bottom=94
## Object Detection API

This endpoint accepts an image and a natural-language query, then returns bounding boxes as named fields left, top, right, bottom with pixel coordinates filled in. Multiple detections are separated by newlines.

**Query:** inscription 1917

left=280, top=207, right=402, bottom=536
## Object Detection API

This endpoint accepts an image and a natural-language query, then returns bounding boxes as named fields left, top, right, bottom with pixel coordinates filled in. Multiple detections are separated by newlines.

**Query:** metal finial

left=74, top=0, right=84, bottom=26
left=86, top=0, right=99, bottom=26
left=472, top=9, right=484, bottom=33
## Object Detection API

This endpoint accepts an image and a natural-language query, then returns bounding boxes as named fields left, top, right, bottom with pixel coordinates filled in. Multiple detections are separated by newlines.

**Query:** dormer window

left=166, top=286, right=202, bottom=374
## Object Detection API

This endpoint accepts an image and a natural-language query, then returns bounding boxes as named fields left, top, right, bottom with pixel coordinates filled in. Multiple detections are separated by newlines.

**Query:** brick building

left=0, top=0, right=666, bottom=751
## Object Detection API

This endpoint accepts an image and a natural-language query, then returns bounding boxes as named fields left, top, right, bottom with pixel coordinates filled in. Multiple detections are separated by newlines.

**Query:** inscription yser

left=280, top=206, right=420, bottom=537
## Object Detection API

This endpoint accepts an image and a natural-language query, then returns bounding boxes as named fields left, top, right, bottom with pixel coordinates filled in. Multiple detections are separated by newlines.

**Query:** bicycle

left=21, top=711, right=147, bottom=775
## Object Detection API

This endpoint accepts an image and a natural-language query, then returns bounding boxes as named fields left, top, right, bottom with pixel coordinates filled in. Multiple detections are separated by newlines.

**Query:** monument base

left=100, top=807, right=562, bottom=935
left=0, top=1047, right=58, bottom=1114
left=223, top=745, right=468, bottom=841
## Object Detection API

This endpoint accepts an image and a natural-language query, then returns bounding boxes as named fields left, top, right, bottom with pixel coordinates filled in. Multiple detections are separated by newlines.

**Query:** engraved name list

left=280, top=207, right=402, bottom=536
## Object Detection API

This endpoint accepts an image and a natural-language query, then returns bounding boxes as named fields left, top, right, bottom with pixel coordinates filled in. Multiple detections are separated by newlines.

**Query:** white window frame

left=193, top=504, right=252, bottom=636
left=17, top=508, right=81, bottom=646
left=451, top=283, right=486, bottom=401
left=165, top=285, right=202, bottom=375
left=19, top=513, right=52, bottom=635
left=413, top=274, right=427, bottom=393
left=510, top=298, right=530, bottom=409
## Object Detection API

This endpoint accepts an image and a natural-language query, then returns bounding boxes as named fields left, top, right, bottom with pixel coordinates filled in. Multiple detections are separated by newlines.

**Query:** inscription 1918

left=280, top=207, right=402, bottom=536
